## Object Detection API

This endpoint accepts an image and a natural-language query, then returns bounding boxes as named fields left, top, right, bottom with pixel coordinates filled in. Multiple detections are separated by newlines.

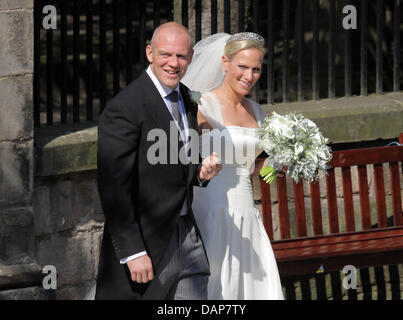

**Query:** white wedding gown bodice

left=192, top=92, right=284, bottom=300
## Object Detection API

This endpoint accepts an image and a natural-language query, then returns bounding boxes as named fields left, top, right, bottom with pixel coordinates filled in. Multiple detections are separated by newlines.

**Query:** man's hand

left=127, top=254, right=154, bottom=283
left=199, top=152, right=222, bottom=181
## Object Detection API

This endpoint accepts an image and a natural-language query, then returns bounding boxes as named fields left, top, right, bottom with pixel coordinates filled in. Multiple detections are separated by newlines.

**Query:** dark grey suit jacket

left=95, top=70, right=206, bottom=299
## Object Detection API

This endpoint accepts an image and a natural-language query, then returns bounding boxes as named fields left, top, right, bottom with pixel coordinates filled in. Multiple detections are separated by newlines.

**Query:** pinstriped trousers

left=142, top=214, right=210, bottom=300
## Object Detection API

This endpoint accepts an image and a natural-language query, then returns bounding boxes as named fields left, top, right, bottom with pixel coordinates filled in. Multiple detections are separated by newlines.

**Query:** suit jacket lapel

left=141, top=71, right=189, bottom=170
left=141, top=72, right=199, bottom=189
left=142, top=75, right=196, bottom=132
left=141, top=71, right=173, bottom=136
left=180, top=84, right=201, bottom=186
left=180, top=84, right=196, bottom=131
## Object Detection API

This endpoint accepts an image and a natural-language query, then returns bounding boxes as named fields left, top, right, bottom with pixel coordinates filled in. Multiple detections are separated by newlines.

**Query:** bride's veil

left=182, top=33, right=231, bottom=93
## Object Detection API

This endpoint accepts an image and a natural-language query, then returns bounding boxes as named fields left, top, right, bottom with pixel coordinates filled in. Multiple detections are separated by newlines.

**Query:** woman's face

left=222, top=48, right=263, bottom=96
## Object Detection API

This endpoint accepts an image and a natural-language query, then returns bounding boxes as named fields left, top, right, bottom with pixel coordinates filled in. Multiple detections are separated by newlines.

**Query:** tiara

left=226, top=32, right=265, bottom=46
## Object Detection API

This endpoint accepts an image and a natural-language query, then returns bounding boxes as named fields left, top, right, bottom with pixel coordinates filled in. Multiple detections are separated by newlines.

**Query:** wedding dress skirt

left=192, top=93, right=284, bottom=300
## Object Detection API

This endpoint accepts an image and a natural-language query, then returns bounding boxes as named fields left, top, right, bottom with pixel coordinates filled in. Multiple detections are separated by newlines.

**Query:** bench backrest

left=259, top=133, right=403, bottom=242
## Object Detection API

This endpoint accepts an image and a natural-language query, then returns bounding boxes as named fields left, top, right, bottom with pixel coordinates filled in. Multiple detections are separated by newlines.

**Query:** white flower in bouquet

left=259, top=112, right=332, bottom=184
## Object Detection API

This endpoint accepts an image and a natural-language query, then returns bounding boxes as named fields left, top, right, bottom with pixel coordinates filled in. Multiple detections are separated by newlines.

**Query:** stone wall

left=32, top=123, right=103, bottom=299
left=262, top=93, right=403, bottom=144
left=0, top=0, right=50, bottom=299
left=33, top=171, right=104, bottom=299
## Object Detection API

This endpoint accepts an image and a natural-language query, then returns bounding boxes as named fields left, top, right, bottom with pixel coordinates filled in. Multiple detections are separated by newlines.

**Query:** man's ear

left=146, top=45, right=153, bottom=64
left=188, top=48, right=194, bottom=64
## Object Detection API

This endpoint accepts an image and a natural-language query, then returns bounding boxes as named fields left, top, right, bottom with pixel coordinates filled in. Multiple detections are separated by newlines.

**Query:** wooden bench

left=259, top=133, right=403, bottom=277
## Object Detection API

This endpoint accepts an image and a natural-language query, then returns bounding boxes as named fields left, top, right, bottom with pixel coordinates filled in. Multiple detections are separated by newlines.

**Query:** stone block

left=0, top=10, right=33, bottom=76
left=72, top=177, right=104, bottom=224
left=0, top=1, right=33, bottom=10
left=34, top=124, right=98, bottom=176
left=35, top=225, right=99, bottom=287
left=32, top=184, right=52, bottom=235
left=0, top=141, right=33, bottom=204
left=1, top=206, right=33, bottom=227
left=0, top=74, right=33, bottom=141
left=0, top=286, right=51, bottom=300
left=56, top=280, right=96, bottom=300
left=263, top=94, right=403, bottom=143
left=0, top=262, right=42, bottom=290
left=49, top=180, right=73, bottom=232
left=0, top=221, right=35, bottom=265
left=33, top=174, right=105, bottom=236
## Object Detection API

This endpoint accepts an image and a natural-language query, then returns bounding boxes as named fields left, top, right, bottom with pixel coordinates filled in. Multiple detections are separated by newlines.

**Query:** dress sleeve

left=198, top=93, right=225, bottom=129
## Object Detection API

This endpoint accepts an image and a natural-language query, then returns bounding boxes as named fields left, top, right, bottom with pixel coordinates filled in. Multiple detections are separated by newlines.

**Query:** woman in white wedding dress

left=182, top=33, right=284, bottom=300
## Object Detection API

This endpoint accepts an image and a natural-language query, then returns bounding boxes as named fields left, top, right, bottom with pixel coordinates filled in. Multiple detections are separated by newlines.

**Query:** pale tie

left=167, top=90, right=185, bottom=136
left=168, top=91, right=188, bottom=216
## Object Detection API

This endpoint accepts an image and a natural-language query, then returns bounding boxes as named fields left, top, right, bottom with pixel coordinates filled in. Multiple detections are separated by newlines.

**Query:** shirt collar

left=146, top=66, right=180, bottom=99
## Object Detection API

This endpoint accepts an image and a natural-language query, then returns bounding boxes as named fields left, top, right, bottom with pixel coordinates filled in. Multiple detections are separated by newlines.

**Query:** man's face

left=146, top=31, right=193, bottom=89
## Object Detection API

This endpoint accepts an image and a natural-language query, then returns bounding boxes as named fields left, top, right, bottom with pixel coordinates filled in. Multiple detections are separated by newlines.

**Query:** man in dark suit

left=95, top=22, right=221, bottom=300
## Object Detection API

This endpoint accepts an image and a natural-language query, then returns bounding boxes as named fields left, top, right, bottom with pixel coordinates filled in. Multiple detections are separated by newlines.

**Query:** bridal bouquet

left=259, top=112, right=332, bottom=184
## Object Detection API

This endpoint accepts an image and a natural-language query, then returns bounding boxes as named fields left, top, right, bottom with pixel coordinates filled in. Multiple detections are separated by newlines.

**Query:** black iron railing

left=33, top=0, right=173, bottom=127
left=34, top=0, right=402, bottom=127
